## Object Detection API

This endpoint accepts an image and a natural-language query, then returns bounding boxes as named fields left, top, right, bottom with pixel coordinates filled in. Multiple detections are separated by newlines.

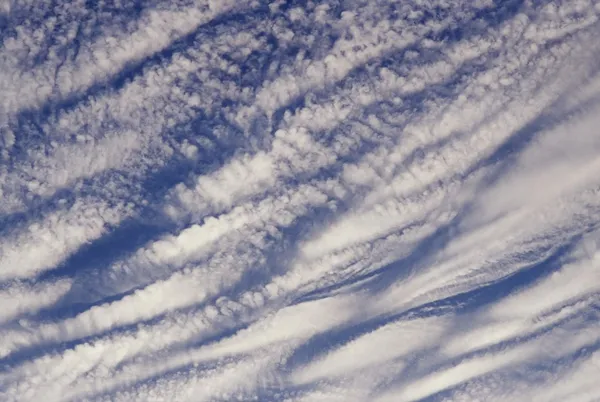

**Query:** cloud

left=0, top=0, right=252, bottom=118
left=0, top=4, right=269, bottom=215
left=2, top=0, right=600, bottom=401
left=0, top=279, right=72, bottom=325
left=0, top=198, right=126, bottom=281
left=291, top=316, right=449, bottom=386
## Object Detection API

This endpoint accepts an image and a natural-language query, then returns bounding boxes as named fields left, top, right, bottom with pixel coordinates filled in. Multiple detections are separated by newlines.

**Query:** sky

left=1, top=0, right=600, bottom=401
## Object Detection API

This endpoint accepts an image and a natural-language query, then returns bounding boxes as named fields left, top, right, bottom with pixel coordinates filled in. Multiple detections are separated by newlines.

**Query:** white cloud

left=3, top=0, right=600, bottom=401
left=237, top=0, right=499, bottom=124
left=0, top=198, right=126, bottom=281
left=0, top=10, right=268, bottom=215
left=292, top=316, right=449, bottom=385
left=0, top=0, right=253, bottom=119
left=0, top=279, right=72, bottom=325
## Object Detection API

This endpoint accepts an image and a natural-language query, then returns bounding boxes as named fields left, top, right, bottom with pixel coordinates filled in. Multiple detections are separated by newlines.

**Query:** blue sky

left=1, top=0, right=600, bottom=401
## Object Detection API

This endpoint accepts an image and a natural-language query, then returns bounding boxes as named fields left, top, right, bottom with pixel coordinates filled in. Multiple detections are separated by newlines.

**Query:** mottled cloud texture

left=2, top=0, right=600, bottom=401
